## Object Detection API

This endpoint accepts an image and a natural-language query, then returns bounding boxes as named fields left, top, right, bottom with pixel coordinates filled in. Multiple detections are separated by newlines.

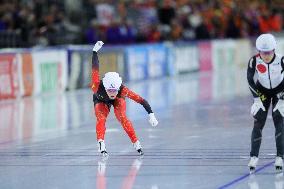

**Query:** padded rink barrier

left=0, top=49, right=68, bottom=100
left=67, top=45, right=124, bottom=90
left=125, top=44, right=170, bottom=81
left=0, top=38, right=258, bottom=100
left=0, top=53, right=19, bottom=99
left=32, top=49, right=68, bottom=95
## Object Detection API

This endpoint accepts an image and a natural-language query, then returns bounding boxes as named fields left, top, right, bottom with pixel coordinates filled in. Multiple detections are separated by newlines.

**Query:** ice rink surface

left=0, top=70, right=283, bottom=189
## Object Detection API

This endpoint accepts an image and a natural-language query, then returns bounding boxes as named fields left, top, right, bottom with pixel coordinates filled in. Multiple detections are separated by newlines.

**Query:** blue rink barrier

left=125, top=43, right=170, bottom=81
left=146, top=44, right=168, bottom=78
left=125, top=45, right=149, bottom=81
left=67, top=43, right=173, bottom=82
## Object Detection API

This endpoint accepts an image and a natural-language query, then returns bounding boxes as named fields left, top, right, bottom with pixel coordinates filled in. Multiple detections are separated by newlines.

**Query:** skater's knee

left=253, top=116, right=266, bottom=124
left=97, top=117, right=107, bottom=122
left=115, top=113, right=128, bottom=122
left=253, top=124, right=264, bottom=132
left=275, top=131, right=283, bottom=139
left=120, top=117, right=131, bottom=126
left=272, top=113, right=284, bottom=131
left=96, top=119, right=107, bottom=128
left=273, top=110, right=283, bottom=119
left=253, top=110, right=267, bottom=121
left=252, top=136, right=262, bottom=142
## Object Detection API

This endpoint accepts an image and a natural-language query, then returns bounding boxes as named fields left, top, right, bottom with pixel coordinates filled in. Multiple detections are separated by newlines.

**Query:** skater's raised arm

left=91, top=41, right=104, bottom=93
left=120, top=86, right=158, bottom=127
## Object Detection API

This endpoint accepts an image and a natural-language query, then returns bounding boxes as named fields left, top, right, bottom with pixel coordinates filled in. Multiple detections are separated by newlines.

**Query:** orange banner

left=21, top=53, right=34, bottom=96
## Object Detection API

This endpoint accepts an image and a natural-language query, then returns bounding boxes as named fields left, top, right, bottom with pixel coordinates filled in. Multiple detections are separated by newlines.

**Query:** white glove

left=251, top=97, right=265, bottom=116
left=277, top=92, right=284, bottom=99
left=93, top=41, right=104, bottom=52
left=273, top=99, right=284, bottom=116
left=149, top=113, right=158, bottom=127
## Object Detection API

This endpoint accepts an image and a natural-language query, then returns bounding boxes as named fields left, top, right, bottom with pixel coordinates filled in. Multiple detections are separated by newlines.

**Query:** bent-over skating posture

left=247, top=33, right=284, bottom=173
left=91, top=41, right=158, bottom=157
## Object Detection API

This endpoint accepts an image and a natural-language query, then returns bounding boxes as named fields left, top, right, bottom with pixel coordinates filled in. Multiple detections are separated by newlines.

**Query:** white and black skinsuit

left=247, top=53, right=284, bottom=158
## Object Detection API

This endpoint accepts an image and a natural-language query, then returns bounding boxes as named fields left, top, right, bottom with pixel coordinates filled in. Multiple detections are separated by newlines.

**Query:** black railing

left=0, top=30, right=22, bottom=48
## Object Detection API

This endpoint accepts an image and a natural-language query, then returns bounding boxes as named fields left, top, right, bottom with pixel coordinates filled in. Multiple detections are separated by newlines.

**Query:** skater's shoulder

left=248, top=55, right=257, bottom=67
left=248, top=54, right=258, bottom=61
left=121, top=84, right=131, bottom=90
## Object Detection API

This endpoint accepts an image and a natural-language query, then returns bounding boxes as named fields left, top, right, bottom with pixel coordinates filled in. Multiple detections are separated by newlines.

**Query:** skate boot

left=133, top=140, right=144, bottom=156
left=98, top=140, right=108, bottom=158
left=275, top=156, right=283, bottom=172
left=248, top=156, right=258, bottom=173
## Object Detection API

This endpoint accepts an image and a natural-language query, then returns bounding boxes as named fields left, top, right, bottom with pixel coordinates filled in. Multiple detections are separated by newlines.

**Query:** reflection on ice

left=96, top=158, right=144, bottom=189
left=248, top=173, right=284, bottom=189
left=0, top=70, right=249, bottom=144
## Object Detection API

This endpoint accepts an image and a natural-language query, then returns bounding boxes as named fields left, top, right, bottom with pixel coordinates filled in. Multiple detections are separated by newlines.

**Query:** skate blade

left=137, top=149, right=144, bottom=156
left=275, top=166, right=283, bottom=172
left=101, top=151, right=109, bottom=159
left=249, top=167, right=255, bottom=174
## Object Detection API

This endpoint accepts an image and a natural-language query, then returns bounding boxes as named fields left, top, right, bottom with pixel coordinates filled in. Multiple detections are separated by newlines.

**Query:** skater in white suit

left=247, top=33, right=284, bottom=172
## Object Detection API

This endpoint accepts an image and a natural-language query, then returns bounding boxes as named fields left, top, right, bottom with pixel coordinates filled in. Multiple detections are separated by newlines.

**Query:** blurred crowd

left=0, top=0, right=283, bottom=47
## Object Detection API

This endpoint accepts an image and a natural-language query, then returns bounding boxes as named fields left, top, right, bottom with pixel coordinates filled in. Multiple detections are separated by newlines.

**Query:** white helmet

left=102, top=72, right=122, bottom=90
left=256, top=33, right=276, bottom=52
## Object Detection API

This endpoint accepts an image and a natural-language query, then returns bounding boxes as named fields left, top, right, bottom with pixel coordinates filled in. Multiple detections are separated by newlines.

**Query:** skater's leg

left=113, top=98, right=138, bottom=143
left=272, top=97, right=284, bottom=158
left=95, top=103, right=110, bottom=141
left=95, top=102, right=110, bottom=156
left=272, top=97, right=284, bottom=170
left=250, top=97, right=271, bottom=157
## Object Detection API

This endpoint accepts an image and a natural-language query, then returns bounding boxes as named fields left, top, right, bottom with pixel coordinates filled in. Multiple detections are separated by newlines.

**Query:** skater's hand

left=251, top=97, right=265, bottom=116
left=93, top=41, right=104, bottom=52
left=273, top=99, right=284, bottom=116
left=149, top=113, right=158, bottom=127
left=277, top=92, right=284, bottom=99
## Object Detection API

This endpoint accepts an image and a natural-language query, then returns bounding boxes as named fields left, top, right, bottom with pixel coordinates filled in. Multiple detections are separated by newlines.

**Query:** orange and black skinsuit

left=91, top=51, right=153, bottom=143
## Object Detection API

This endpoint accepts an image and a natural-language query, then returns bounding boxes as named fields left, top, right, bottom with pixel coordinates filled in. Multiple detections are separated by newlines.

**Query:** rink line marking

left=0, top=164, right=260, bottom=167
left=218, top=161, right=274, bottom=189
left=0, top=153, right=269, bottom=159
